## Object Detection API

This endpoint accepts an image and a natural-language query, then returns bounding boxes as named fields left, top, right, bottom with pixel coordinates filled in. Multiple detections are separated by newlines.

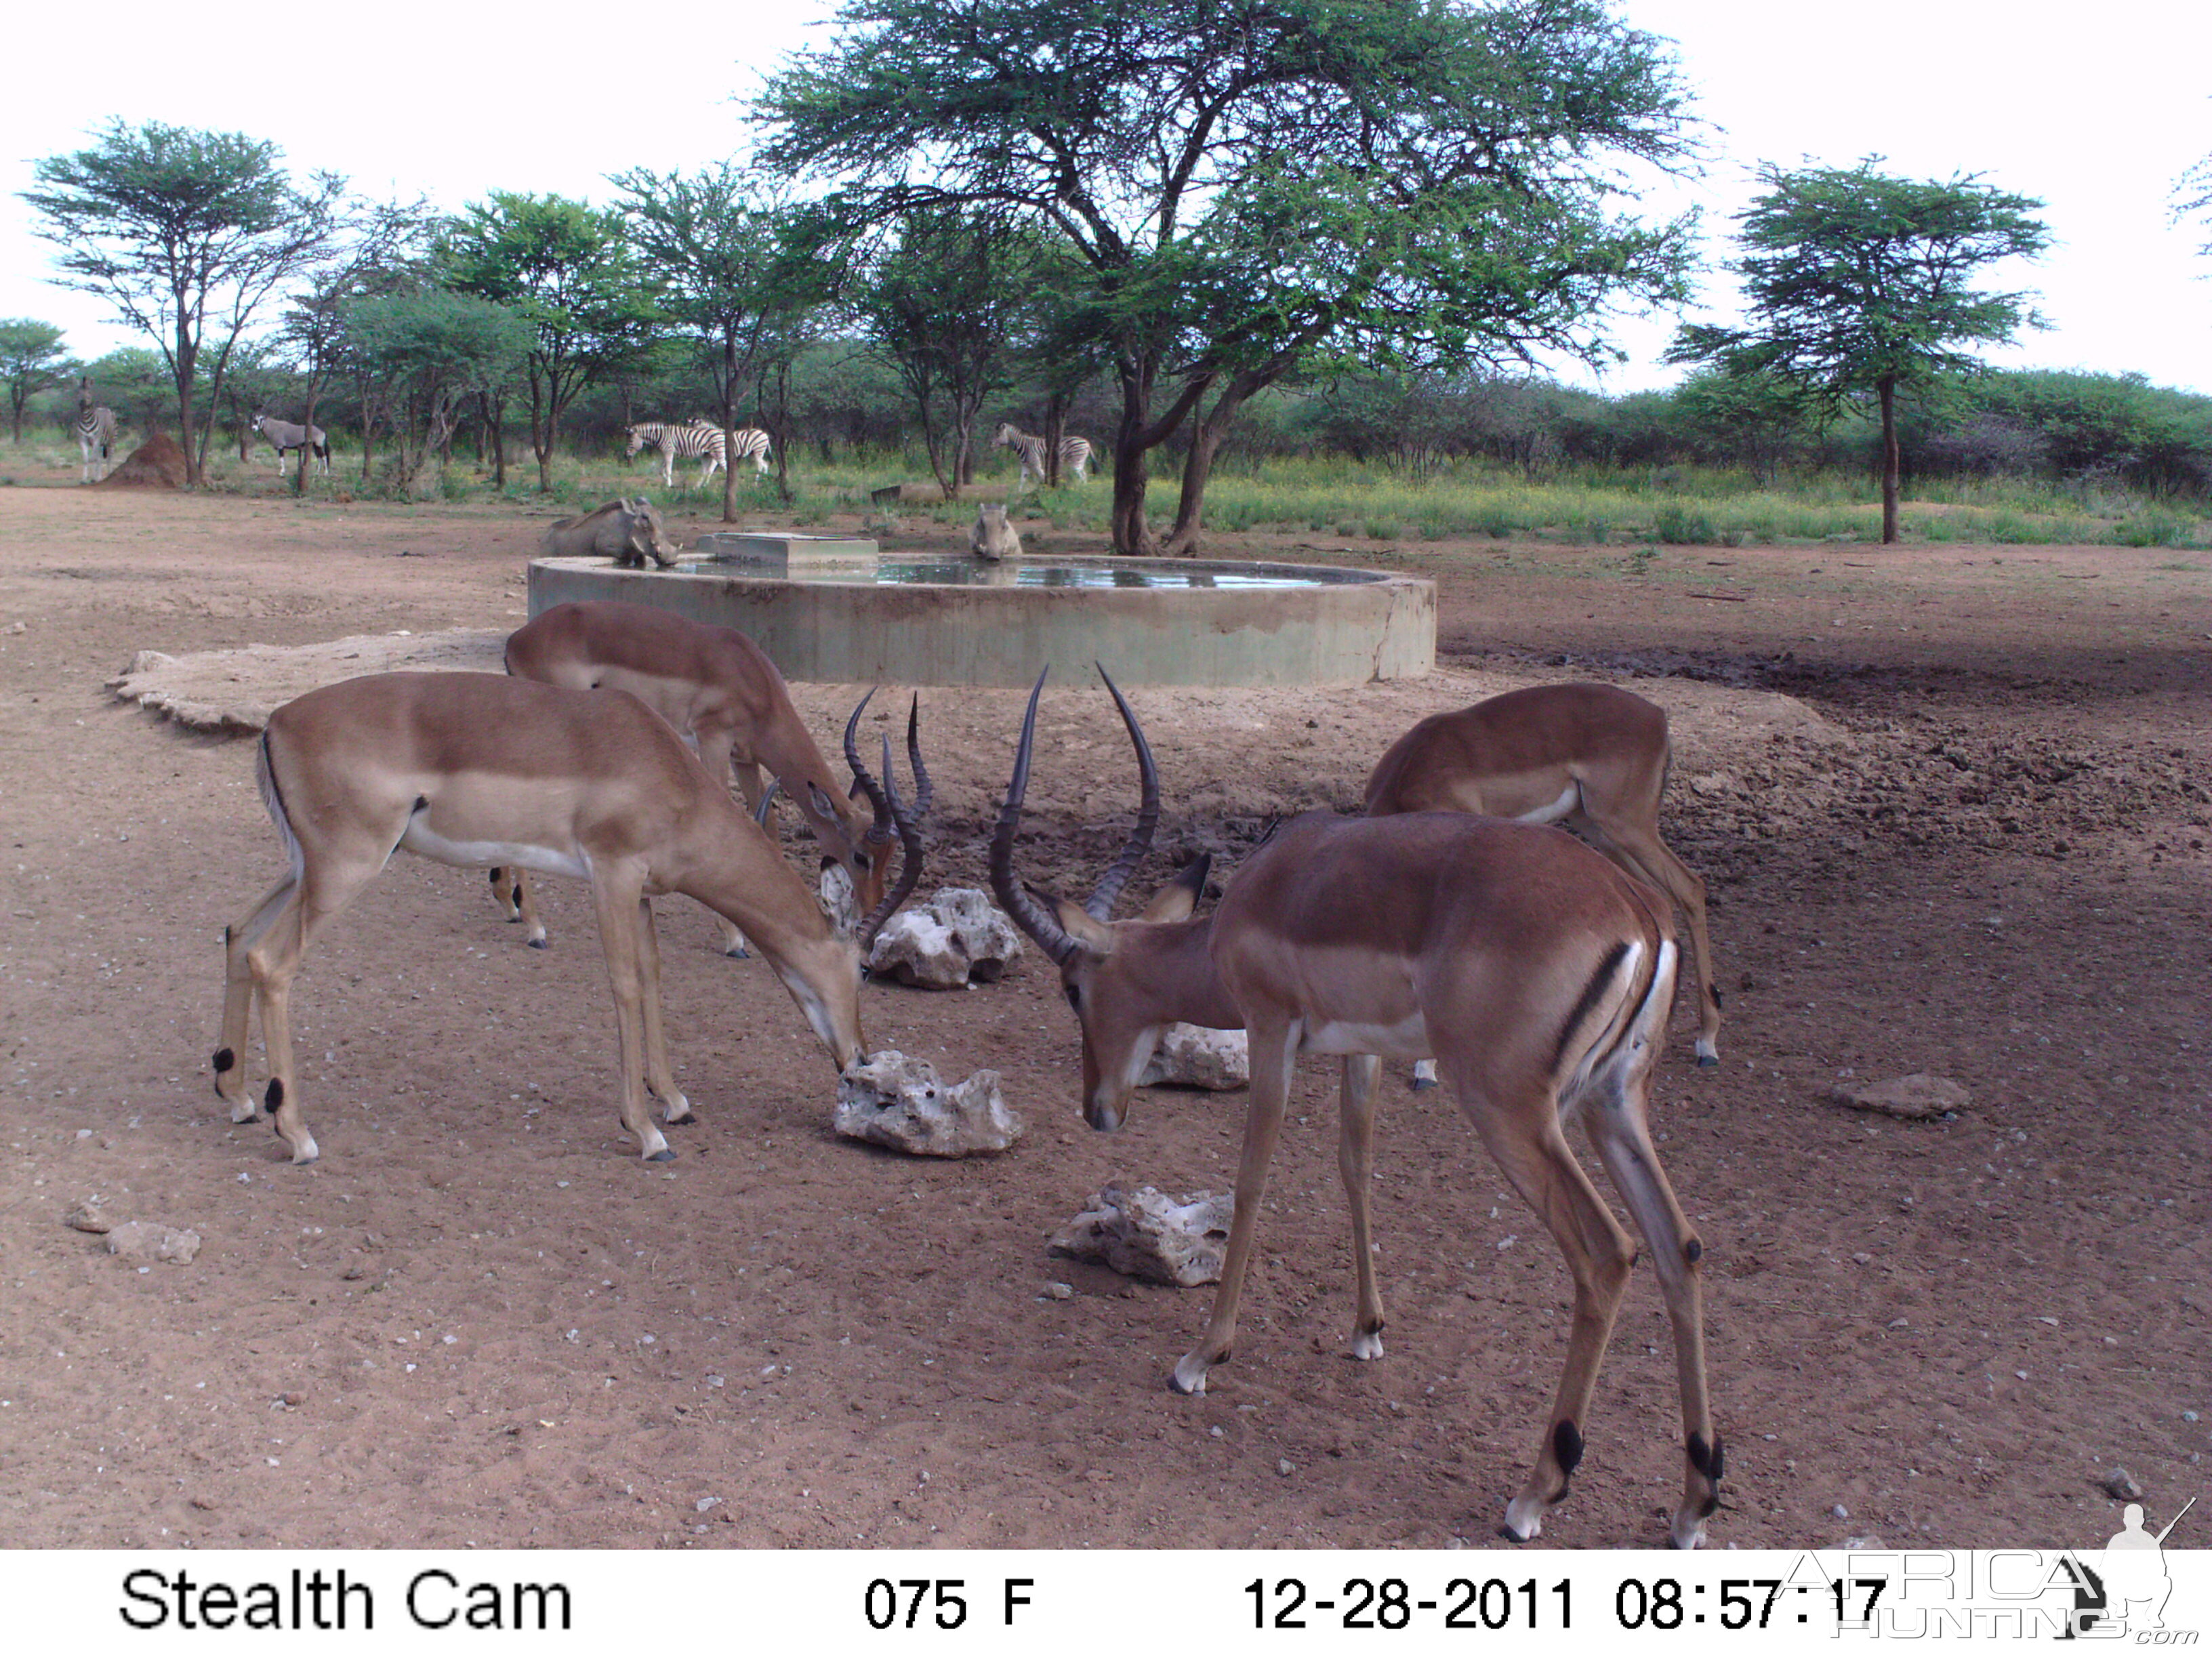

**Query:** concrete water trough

left=526, top=535, right=1434, bottom=688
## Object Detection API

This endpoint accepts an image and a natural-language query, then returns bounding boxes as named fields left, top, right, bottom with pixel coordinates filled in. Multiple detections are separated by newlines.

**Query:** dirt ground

left=1, top=482, right=2207, bottom=1552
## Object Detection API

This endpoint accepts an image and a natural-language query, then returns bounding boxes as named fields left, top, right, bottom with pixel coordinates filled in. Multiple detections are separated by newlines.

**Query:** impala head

left=990, top=665, right=1212, bottom=1132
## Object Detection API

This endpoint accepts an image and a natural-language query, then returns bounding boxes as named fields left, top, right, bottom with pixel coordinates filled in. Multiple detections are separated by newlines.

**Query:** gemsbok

left=990, top=666, right=1723, bottom=1549
left=1366, top=683, right=1721, bottom=1070
left=488, top=601, right=911, bottom=956
left=213, top=671, right=923, bottom=1166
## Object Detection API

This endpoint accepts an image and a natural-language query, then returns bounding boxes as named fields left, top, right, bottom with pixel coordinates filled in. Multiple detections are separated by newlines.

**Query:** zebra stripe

left=625, top=421, right=774, bottom=486
left=75, top=379, right=117, bottom=484
left=995, top=422, right=1092, bottom=487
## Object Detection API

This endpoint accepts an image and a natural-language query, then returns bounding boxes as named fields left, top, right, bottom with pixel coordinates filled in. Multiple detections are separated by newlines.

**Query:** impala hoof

left=527, top=937, right=549, bottom=951
left=1498, top=1502, right=1543, bottom=1543
left=1168, top=1358, right=1209, bottom=1396
left=647, top=1147, right=678, bottom=1163
left=1351, top=1328, right=1385, bottom=1361
left=661, top=1097, right=695, bottom=1126
left=288, top=1136, right=320, bottom=1166
left=228, top=1100, right=260, bottom=1125
left=1696, top=1052, right=1719, bottom=1068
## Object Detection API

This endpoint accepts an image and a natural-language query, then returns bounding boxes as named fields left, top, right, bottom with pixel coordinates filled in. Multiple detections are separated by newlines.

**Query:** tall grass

left=12, top=432, right=2207, bottom=549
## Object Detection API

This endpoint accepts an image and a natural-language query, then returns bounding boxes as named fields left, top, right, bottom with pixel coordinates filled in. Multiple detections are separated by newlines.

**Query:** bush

left=1653, top=503, right=1716, bottom=544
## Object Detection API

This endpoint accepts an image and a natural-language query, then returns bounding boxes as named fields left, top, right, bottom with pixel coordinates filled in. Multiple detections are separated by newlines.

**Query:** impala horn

left=845, top=689, right=926, bottom=948
left=1084, top=662, right=1159, bottom=921
left=989, top=666, right=1083, bottom=966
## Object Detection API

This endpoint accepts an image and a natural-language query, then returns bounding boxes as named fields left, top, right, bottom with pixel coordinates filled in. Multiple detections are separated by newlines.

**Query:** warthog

left=970, top=503, right=1021, bottom=562
left=542, top=497, right=680, bottom=568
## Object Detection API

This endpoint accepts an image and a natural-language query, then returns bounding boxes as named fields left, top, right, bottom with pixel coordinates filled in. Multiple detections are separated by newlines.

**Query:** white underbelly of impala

left=400, top=820, right=588, bottom=880
left=1300, top=1009, right=1431, bottom=1059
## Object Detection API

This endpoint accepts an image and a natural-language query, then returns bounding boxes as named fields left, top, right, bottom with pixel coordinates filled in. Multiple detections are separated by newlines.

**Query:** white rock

left=1139, top=1025, right=1248, bottom=1090
left=865, top=887, right=1024, bottom=989
left=834, top=1051, right=1022, bottom=1157
left=1049, top=1183, right=1233, bottom=1287
left=104, top=1222, right=201, bottom=1265
left=62, top=1200, right=111, bottom=1235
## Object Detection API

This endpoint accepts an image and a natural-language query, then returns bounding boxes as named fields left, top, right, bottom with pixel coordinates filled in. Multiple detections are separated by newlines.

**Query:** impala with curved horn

left=991, top=665, right=1723, bottom=1548
left=213, top=671, right=924, bottom=1166
left=488, top=602, right=912, bottom=957
left=1366, top=682, right=1722, bottom=1069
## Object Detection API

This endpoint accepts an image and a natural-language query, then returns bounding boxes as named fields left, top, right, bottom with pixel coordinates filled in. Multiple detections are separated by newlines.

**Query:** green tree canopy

left=343, top=288, right=532, bottom=495
left=609, top=167, right=819, bottom=518
left=441, top=192, right=662, bottom=491
left=1668, top=159, right=2048, bottom=542
left=0, top=319, right=76, bottom=443
left=856, top=210, right=1039, bottom=497
left=20, top=121, right=346, bottom=485
left=760, top=0, right=1697, bottom=553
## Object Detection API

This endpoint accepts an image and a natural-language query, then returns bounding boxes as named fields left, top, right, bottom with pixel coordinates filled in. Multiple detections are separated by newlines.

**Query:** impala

left=991, top=668, right=1722, bottom=1548
left=213, top=671, right=922, bottom=1166
left=1366, top=682, right=1721, bottom=1069
left=489, top=600, right=909, bottom=957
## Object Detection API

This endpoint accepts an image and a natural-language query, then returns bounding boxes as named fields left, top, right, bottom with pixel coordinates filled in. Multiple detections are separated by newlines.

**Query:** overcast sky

left=4, top=0, right=2209, bottom=396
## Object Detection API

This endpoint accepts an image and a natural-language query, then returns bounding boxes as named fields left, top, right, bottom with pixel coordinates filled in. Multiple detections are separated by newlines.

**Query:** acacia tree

left=609, top=166, right=810, bottom=520
left=441, top=193, right=661, bottom=491
left=857, top=210, right=1037, bottom=497
left=342, top=289, right=531, bottom=496
left=0, top=320, right=75, bottom=442
left=278, top=199, right=434, bottom=496
left=1668, top=160, right=2048, bottom=544
left=20, top=121, right=346, bottom=485
left=760, top=0, right=1696, bottom=553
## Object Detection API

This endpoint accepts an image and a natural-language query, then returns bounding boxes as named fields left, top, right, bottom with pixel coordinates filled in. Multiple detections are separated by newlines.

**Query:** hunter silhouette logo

left=2056, top=1494, right=2196, bottom=1639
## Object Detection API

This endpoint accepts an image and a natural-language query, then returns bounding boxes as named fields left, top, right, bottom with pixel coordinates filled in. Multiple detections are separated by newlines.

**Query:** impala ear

left=1140, top=853, right=1212, bottom=924
left=1040, top=886, right=1115, bottom=956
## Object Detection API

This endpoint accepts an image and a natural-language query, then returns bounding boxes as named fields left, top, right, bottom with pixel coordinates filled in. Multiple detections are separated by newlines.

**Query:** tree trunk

left=1878, top=375, right=1900, bottom=545
left=720, top=334, right=739, bottom=525
left=1161, top=377, right=1260, bottom=557
left=529, top=371, right=553, bottom=493
left=174, top=328, right=202, bottom=489
left=1042, top=393, right=1069, bottom=489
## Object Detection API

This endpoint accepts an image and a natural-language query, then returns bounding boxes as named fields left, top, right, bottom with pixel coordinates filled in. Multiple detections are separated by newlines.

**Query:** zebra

left=75, top=379, right=117, bottom=484
left=626, top=421, right=775, bottom=486
left=251, top=413, right=331, bottom=476
left=995, top=422, right=1092, bottom=487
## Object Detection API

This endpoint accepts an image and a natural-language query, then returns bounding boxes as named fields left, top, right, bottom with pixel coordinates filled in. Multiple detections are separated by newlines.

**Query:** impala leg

left=714, top=743, right=759, bottom=958
left=1339, top=1053, right=1387, bottom=1360
left=1576, top=814, right=1720, bottom=1064
left=216, top=876, right=297, bottom=1121
left=634, top=897, right=693, bottom=1126
left=242, top=859, right=375, bottom=1166
left=1411, top=1059, right=1439, bottom=1090
left=590, top=879, right=672, bottom=1161
left=1584, top=1087, right=1721, bottom=1548
left=1458, top=1079, right=1637, bottom=1544
left=486, top=865, right=521, bottom=924
left=1172, top=1019, right=1298, bottom=1395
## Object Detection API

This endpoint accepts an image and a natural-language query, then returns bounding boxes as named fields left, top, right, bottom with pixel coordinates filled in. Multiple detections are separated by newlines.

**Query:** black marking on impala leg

left=487, top=869, right=501, bottom=886
left=1552, top=941, right=1631, bottom=1072
left=1685, top=1237, right=1702, bottom=1265
left=265, top=1078, right=285, bottom=1113
left=1688, top=1431, right=1724, bottom=1483
left=412, top=795, right=429, bottom=813
left=1554, top=1419, right=1585, bottom=1476
left=213, top=1048, right=234, bottom=1074
left=1711, top=985, right=1725, bottom=1009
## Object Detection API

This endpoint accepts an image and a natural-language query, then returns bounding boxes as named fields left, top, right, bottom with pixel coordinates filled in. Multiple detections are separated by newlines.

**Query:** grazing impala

left=991, top=668, right=1722, bottom=1548
left=1366, top=682, right=1721, bottom=1069
left=489, top=601, right=905, bottom=957
left=213, top=672, right=923, bottom=1166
